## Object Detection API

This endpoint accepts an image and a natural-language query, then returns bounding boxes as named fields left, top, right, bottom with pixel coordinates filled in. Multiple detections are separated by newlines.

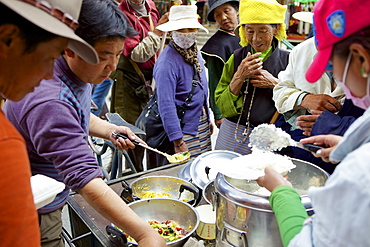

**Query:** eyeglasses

left=20, top=0, right=79, bottom=31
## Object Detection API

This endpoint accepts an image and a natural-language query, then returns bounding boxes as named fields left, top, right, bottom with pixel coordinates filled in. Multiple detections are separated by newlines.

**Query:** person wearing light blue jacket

left=256, top=0, right=370, bottom=246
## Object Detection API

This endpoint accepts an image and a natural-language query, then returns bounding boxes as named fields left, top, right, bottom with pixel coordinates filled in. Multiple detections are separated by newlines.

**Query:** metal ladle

left=111, top=132, right=190, bottom=164
left=249, top=124, right=323, bottom=153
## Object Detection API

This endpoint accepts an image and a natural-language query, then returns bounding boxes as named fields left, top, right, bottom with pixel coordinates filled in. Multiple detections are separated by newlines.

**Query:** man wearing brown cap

left=0, top=0, right=97, bottom=246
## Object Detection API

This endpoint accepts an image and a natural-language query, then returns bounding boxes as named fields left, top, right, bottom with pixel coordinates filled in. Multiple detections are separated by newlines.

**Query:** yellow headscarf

left=238, top=0, right=287, bottom=47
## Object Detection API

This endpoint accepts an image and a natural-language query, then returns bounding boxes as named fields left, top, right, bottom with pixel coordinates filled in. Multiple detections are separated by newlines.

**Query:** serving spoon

left=111, top=132, right=190, bottom=164
left=249, top=124, right=323, bottom=153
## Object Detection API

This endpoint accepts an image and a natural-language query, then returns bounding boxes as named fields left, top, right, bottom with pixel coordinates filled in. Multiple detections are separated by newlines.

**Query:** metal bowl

left=127, top=176, right=200, bottom=206
left=129, top=198, right=199, bottom=247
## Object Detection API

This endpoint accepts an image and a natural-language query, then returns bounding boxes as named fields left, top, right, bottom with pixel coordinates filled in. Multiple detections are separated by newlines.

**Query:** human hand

left=236, top=52, right=263, bottom=81
left=108, top=126, right=140, bottom=150
left=300, top=134, right=342, bottom=163
left=250, top=69, right=278, bottom=89
left=154, top=12, right=169, bottom=36
left=296, top=110, right=322, bottom=135
left=173, top=139, right=189, bottom=154
left=300, top=94, right=342, bottom=113
left=256, top=167, right=292, bottom=192
left=209, top=121, right=214, bottom=135
left=215, top=118, right=224, bottom=128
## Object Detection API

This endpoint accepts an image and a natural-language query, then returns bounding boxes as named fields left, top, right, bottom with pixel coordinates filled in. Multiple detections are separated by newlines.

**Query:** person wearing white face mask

left=148, top=5, right=213, bottom=167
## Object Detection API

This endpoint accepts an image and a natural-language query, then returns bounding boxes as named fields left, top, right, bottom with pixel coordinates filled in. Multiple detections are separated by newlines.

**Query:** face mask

left=172, top=31, right=198, bottom=49
left=336, top=52, right=370, bottom=110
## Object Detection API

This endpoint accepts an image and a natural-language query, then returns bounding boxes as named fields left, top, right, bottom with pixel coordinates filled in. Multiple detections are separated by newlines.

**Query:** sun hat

left=0, top=0, right=98, bottom=64
left=306, top=0, right=370, bottom=83
left=206, top=0, right=239, bottom=23
left=292, top=11, right=313, bottom=24
left=238, top=0, right=287, bottom=47
left=156, top=5, right=209, bottom=33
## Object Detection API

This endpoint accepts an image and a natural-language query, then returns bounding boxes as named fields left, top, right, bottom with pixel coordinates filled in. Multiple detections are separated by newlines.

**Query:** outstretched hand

left=256, top=167, right=292, bottom=192
left=296, top=110, right=322, bottom=136
left=108, top=126, right=140, bottom=150
left=300, top=134, right=342, bottom=163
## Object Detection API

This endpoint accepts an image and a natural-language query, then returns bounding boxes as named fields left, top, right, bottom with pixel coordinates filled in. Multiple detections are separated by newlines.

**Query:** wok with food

left=106, top=198, right=199, bottom=247
left=110, top=220, right=188, bottom=245
left=120, top=176, right=200, bottom=206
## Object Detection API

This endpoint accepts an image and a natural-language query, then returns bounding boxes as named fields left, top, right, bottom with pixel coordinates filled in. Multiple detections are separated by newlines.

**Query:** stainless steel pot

left=121, top=176, right=200, bottom=206
left=214, top=158, right=329, bottom=247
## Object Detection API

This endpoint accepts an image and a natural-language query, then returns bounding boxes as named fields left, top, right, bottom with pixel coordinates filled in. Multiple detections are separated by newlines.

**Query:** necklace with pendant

left=234, top=79, right=256, bottom=143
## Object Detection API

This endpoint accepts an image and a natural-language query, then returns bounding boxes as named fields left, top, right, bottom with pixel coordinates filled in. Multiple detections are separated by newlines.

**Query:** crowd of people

left=1, top=0, right=370, bottom=246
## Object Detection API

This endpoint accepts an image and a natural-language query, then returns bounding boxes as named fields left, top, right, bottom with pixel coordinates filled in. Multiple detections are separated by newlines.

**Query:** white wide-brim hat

left=1, top=0, right=98, bottom=64
left=156, top=5, right=209, bottom=33
left=292, top=11, right=313, bottom=24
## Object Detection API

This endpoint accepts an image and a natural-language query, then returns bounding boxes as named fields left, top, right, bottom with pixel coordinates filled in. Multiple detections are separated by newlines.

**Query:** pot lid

left=189, top=150, right=242, bottom=189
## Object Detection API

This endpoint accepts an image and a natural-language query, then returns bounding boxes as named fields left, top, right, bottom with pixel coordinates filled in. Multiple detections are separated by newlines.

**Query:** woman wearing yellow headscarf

left=214, top=0, right=290, bottom=155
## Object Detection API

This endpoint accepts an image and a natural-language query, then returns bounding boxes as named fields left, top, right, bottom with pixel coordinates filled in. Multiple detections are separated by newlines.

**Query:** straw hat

left=156, top=5, right=209, bottom=33
left=0, top=0, right=98, bottom=64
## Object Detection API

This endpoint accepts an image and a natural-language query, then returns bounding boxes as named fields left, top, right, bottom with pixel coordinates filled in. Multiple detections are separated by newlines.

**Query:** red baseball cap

left=306, top=0, right=370, bottom=83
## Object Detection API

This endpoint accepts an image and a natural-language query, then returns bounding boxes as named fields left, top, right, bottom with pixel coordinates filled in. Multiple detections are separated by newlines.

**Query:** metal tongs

left=111, top=132, right=190, bottom=164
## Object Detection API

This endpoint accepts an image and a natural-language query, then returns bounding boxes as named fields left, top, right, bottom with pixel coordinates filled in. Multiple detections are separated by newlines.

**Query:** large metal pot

left=106, top=198, right=199, bottom=246
left=121, top=176, right=200, bottom=206
left=214, top=158, right=329, bottom=247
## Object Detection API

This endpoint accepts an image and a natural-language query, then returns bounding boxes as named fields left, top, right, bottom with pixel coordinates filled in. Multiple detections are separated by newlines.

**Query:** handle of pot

left=179, top=184, right=200, bottom=206
left=120, top=180, right=138, bottom=203
left=106, top=225, right=129, bottom=247
left=210, top=191, right=218, bottom=211
left=220, top=223, right=248, bottom=247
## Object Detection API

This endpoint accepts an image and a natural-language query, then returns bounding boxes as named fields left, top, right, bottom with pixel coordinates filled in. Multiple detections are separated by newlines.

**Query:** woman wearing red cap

left=257, top=0, right=370, bottom=246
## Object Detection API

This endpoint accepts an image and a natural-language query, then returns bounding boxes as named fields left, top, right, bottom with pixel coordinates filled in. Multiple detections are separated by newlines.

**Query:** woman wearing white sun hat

left=148, top=5, right=213, bottom=167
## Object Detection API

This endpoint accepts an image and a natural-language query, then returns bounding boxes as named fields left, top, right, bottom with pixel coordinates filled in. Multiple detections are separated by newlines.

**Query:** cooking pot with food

left=120, top=176, right=200, bottom=206
left=106, top=198, right=199, bottom=247
left=214, top=158, right=329, bottom=247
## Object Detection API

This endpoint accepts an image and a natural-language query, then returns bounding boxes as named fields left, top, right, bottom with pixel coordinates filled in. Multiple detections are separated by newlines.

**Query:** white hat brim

left=157, top=19, right=209, bottom=33
left=292, top=12, right=313, bottom=24
left=1, top=0, right=98, bottom=64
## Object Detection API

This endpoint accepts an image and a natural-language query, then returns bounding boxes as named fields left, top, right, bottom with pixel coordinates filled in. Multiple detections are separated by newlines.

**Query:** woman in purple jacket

left=151, top=5, right=213, bottom=167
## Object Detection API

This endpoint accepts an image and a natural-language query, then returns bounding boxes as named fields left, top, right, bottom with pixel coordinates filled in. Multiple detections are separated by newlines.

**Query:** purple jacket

left=3, top=57, right=102, bottom=214
left=154, top=43, right=209, bottom=142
